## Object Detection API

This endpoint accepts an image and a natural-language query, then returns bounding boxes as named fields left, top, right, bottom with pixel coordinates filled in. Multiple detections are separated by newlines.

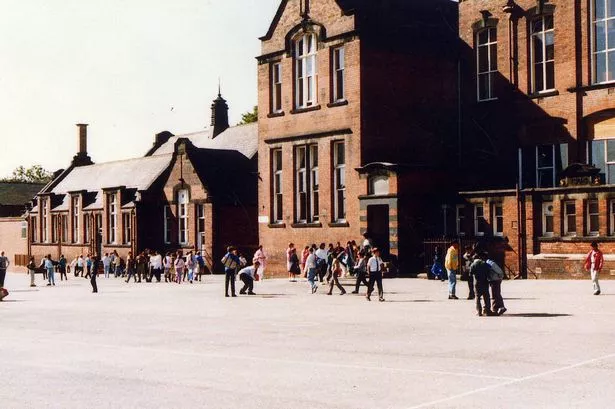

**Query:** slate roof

left=50, top=154, right=174, bottom=194
left=0, top=182, right=44, bottom=206
left=150, top=123, right=258, bottom=159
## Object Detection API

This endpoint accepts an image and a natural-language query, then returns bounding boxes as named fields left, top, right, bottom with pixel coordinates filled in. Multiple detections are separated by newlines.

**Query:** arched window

left=530, top=15, right=555, bottom=93
left=476, top=27, right=497, bottom=101
left=295, top=32, right=318, bottom=108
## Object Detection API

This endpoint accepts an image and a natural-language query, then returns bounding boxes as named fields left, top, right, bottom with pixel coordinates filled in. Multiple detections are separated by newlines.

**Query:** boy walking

left=584, top=241, right=604, bottom=295
left=445, top=240, right=459, bottom=299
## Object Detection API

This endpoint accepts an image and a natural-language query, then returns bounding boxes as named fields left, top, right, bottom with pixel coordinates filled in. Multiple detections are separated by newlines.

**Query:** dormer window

left=295, top=33, right=318, bottom=108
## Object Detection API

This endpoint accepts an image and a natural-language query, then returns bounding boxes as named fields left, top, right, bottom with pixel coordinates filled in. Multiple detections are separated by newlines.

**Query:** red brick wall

left=0, top=217, right=28, bottom=270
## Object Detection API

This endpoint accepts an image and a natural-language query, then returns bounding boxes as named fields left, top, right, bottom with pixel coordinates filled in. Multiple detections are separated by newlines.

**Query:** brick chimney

left=72, top=123, right=93, bottom=167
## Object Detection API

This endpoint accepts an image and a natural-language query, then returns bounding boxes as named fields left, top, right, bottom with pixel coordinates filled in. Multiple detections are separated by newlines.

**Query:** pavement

left=1, top=271, right=615, bottom=409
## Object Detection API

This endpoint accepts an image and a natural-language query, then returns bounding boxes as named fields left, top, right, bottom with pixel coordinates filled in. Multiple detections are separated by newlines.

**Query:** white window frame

left=333, top=141, right=346, bottom=222
left=272, top=149, right=283, bottom=223
left=61, top=215, right=68, bottom=243
left=163, top=206, right=172, bottom=244
left=31, top=217, right=38, bottom=242
left=563, top=201, right=577, bottom=236
left=542, top=202, right=555, bottom=237
left=592, top=0, right=615, bottom=84
left=587, top=199, right=600, bottom=236
left=72, top=196, right=80, bottom=243
left=108, top=193, right=117, bottom=244
left=309, top=145, right=319, bottom=222
left=295, top=146, right=308, bottom=223
left=456, top=205, right=466, bottom=236
left=84, top=213, right=91, bottom=244
left=295, top=33, right=318, bottom=108
left=476, top=27, right=498, bottom=101
left=332, top=47, right=345, bottom=102
left=492, top=203, right=504, bottom=236
left=197, top=204, right=205, bottom=236
left=21, top=221, right=27, bottom=239
left=51, top=214, right=58, bottom=243
left=178, top=190, right=189, bottom=245
left=536, top=145, right=556, bottom=188
left=474, top=204, right=486, bottom=236
left=271, top=62, right=282, bottom=113
left=122, top=212, right=131, bottom=244
left=530, top=15, right=555, bottom=93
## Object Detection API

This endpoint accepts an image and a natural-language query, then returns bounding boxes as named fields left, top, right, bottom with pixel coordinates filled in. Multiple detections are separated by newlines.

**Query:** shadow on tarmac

left=504, top=313, right=572, bottom=318
left=385, top=299, right=436, bottom=303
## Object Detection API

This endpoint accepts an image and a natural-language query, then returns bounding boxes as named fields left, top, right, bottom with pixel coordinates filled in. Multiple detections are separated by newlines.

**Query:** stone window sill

left=528, top=90, right=559, bottom=99
left=327, top=100, right=348, bottom=108
left=328, top=221, right=349, bottom=228
left=290, top=105, right=321, bottom=115
left=291, top=222, right=323, bottom=228
left=267, top=112, right=285, bottom=118
left=268, top=223, right=286, bottom=229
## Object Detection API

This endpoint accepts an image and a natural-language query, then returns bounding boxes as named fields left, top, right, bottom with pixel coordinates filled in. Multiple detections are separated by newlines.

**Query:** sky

left=0, top=0, right=280, bottom=178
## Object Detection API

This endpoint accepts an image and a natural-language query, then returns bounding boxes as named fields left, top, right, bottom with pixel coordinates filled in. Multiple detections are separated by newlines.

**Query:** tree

left=1, top=165, right=53, bottom=183
left=238, top=106, right=258, bottom=125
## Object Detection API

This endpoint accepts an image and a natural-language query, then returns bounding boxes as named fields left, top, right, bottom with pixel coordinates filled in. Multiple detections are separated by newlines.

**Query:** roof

left=50, top=154, right=173, bottom=194
left=150, top=123, right=258, bottom=159
left=0, top=182, right=44, bottom=206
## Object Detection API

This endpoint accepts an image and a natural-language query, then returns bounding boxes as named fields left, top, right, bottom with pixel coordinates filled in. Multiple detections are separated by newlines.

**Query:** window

left=107, top=193, right=117, bottom=244
left=610, top=200, right=615, bottom=235
left=474, top=204, right=486, bottom=236
left=531, top=15, right=555, bottom=93
left=164, top=206, right=172, bottom=244
left=492, top=203, right=504, bottom=236
left=564, top=201, right=577, bottom=236
left=477, top=27, right=498, bottom=101
left=178, top=190, right=189, bottom=245
left=84, top=214, right=91, bottom=243
left=332, top=47, right=345, bottom=102
left=51, top=214, right=58, bottom=243
left=61, top=215, right=68, bottom=243
left=542, top=202, right=554, bottom=236
left=122, top=213, right=131, bottom=244
left=456, top=205, right=466, bottom=236
left=593, top=0, right=615, bottom=83
left=31, top=217, right=37, bottom=242
left=587, top=200, right=600, bottom=236
left=197, top=204, right=205, bottom=236
left=271, top=62, right=282, bottom=113
left=333, top=142, right=346, bottom=222
left=272, top=149, right=283, bottom=223
left=21, top=221, right=27, bottom=239
left=589, top=138, right=615, bottom=183
left=41, top=198, right=48, bottom=243
left=72, top=196, right=80, bottom=243
left=537, top=145, right=555, bottom=187
left=295, top=144, right=319, bottom=223
left=295, top=33, right=318, bottom=108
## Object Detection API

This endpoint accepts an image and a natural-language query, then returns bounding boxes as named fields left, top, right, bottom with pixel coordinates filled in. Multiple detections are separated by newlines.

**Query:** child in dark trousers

left=470, top=252, right=494, bottom=316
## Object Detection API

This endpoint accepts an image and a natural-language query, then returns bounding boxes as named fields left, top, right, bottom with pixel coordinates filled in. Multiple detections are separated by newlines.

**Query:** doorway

left=367, top=204, right=390, bottom=257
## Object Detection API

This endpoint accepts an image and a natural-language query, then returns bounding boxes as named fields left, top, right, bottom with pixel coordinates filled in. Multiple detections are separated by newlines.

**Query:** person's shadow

left=503, top=313, right=571, bottom=318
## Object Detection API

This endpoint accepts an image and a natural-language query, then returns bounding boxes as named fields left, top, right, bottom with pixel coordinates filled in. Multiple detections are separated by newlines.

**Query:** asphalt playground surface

left=1, top=271, right=615, bottom=409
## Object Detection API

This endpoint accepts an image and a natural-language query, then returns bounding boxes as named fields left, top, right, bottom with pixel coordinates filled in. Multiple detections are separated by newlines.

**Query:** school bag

left=486, top=259, right=504, bottom=281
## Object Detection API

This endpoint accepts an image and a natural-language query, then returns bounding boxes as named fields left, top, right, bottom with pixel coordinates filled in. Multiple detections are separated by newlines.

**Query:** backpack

left=221, top=253, right=238, bottom=270
left=486, top=259, right=504, bottom=281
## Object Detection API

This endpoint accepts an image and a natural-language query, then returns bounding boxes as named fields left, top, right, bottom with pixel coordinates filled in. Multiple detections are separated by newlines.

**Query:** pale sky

left=0, top=0, right=280, bottom=178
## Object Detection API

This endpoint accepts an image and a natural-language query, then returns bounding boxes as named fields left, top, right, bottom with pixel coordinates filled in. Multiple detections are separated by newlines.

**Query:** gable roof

left=49, top=154, right=174, bottom=194
left=0, top=182, right=45, bottom=206
left=150, top=122, right=257, bottom=159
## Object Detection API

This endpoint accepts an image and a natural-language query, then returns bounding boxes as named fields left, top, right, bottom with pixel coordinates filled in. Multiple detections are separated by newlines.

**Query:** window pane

left=609, top=51, right=615, bottom=81
left=533, top=35, right=544, bottom=63
left=609, top=0, right=615, bottom=18
left=537, top=145, right=554, bottom=167
left=597, top=0, right=606, bottom=19
left=596, top=52, right=607, bottom=83
left=566, top=203, right=576, bottom=215
left=537, top=169, right=553, bottom=188
left=544, top=15, right=554, bottom=30
left=590, top=215, right=600, bottom=231
left=534, top=63, right=544, bottom=91
left=545, top=215, right=554, bottom=233
left=546, top=61, right=555, bottom=89
left=490, top=27, right=497, bottom=42
left=607, top=139, right=615, bottom=162
left=589, top=200, right=600, bottom=214
left=545, top=32, right=554, bottom=60
left=608, top=163, right=615, bottom=183
left=596, top=21, right=607, bottom=52
left=478, top=29, right=488, bottom=44
left=336, top=143, right=345, bottom=165
left=478, top=46, right=488, bottom=72
left=490, top=44, right=498, bottom=70
left=478, top=73, right=489, bottom=99
left=609, top=19, right=615, bottom=50
left=532, top=18, right=543, bottom=34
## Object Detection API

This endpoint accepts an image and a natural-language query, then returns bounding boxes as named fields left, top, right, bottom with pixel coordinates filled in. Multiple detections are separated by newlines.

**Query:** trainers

left=379, top=298, right=385, bottom=302
left=476, top=310, right=483, bottom=316
left=239, top=290, right=246, bottom=295
left=498, top=307, right=507, bottom=316
left=467, top=295, right=475, bottom=300
left=247, top=292, right=256, bottom=295
left=366, top=294, right=371, bottom=301
left=594, top=290, right=601, bottom=295
left=341, top=291, right=346, bottom=295
left=351, top=290, right=358, bottom=294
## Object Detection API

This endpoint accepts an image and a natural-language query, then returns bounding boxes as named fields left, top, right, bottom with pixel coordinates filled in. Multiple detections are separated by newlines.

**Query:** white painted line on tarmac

left=406, top=352, right=615, bottom=409
left=1, top=336, right=515, bottom=381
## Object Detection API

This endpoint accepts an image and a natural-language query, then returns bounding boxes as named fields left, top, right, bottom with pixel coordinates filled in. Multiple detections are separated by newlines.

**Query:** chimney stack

left=77, top=123, right=88, bottom=154
left=72, top=123, right=94, bottom=167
